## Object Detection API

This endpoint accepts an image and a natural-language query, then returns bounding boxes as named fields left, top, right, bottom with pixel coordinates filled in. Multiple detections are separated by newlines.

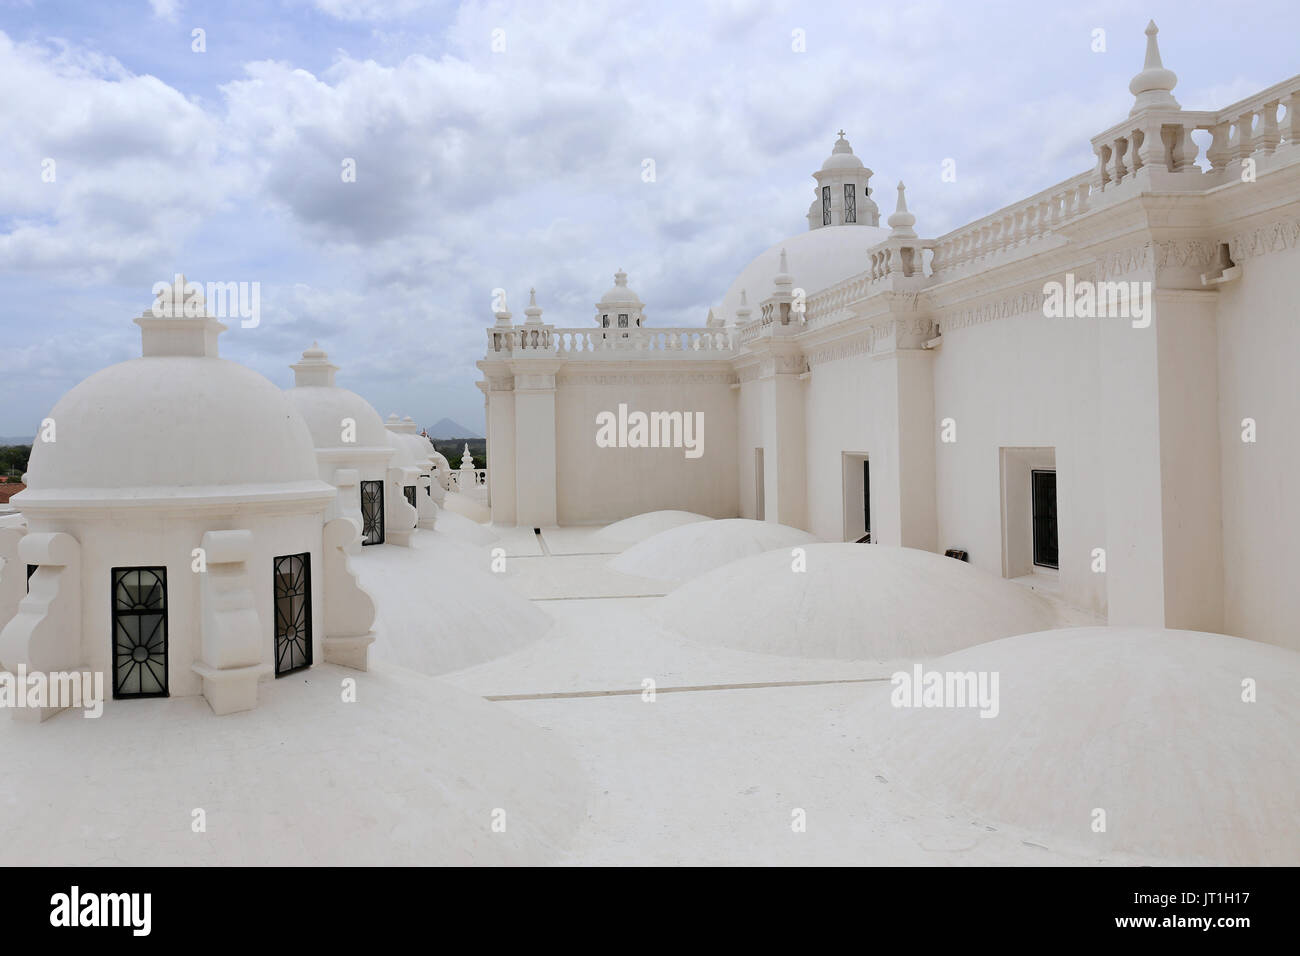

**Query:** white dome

left=286, top=386, right=390, bottom=452
left=655, top=544, right=1059, bottom=660
left=820, top=133, right=866, bottom=171
left=714, top=224, right=888, bottom=326
left=597, top=269, right=643, bottom=309
left=609, top=518, right=817, bottom=584
left=591, top=510, right=710, bottom=551
left=22, top=357, right=328, bottom=505
left=864, top=628, right=1300, bottom=865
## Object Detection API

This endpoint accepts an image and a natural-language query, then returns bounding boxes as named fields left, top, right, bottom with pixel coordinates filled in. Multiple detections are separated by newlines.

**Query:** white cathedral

left=478, top=22, right=1300, bottom=653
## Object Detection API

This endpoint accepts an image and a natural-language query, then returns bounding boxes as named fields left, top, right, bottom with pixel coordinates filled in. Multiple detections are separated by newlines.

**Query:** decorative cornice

left=556, top=371, right=737, bottom=386
left=1227, top=216, right=1300, bottom=262
left=806, top=329, right=877, bottom=367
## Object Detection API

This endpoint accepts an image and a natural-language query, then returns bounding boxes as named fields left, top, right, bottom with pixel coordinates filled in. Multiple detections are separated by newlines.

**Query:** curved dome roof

left=596, top=269, right=643, bottom=310
left=864, top=628, right=1300, bottom=864
left=384, top=415, right=435, bottom=470
left=820, top=132, right=866, bottom=171
left=23, top=357, right=326, bottom=504
left=714, top=223, right=889, bottom=326
left=287, top=386, right=390, bottom=451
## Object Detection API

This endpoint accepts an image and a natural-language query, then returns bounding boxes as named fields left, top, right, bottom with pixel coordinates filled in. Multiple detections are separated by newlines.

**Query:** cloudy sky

left=0, top=0, right=1294, bottom=438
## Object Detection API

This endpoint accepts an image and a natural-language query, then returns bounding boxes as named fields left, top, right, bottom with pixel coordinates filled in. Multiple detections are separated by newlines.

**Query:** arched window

left=112, top=567, right=168, bottom=699
left=273, top=553, right=312, bottom=676
left=360, top=480, right=384, bottom=545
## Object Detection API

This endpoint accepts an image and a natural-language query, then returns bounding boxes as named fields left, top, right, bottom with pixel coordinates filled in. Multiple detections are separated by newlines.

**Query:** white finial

left=774, top=249, right=793, bottom=291
left=735, top=288, right=752, bottom=325
left=888, top=181, right=917, bottom=238
left=524, top=286, right=543, bottom=324
left=460, top=443, right=474, bottom=469
left=1129, top=20, right=1179, bottom=114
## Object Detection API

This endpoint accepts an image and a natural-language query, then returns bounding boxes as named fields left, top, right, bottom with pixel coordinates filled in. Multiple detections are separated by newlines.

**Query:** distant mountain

left=424, top=418, right=481, bottom=439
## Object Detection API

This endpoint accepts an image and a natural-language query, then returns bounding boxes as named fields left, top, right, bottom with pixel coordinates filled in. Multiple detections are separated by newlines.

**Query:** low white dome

left=23, top=357, right=326, bottom=504
left=609, top=518, right=817, bottom=584
left=714, top=224, right=888, bottom=326
left=655, top=544, right=1059, bottom=660
left=591, top=510, right=710, bottom=551
left=863, top=628, right=1300, bottom=864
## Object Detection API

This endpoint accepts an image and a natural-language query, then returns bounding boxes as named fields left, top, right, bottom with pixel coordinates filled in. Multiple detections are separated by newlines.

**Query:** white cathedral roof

left=713, top=222, right=889, bottom=326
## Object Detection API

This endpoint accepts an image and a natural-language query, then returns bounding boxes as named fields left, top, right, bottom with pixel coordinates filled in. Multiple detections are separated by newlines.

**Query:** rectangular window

left=403, top=485, right=417, bottom=508
left=822, top=185, right=832, bottom=226
left=844, top=183, right=856, bottom=223
left=1031, top=470, right=1059, bottom=569
left=360, top=479, right=385, bottom=546
left=111, top=567, right=168, bottom=699
left=618, top=314, right=628, bottom=328
left=273, top=553, right=312, bottom=676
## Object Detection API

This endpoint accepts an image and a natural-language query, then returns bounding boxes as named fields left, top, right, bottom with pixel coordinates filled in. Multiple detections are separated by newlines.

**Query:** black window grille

left=111, top=567, right=168, bottom=699
left=403, top=485, right=416, bottom=508
left=360, top=479, right=385, bottom=545
left=618, top=314, right=628, bottom=328
left=273, top=553, right=312, bottom=676
left=602, top=315, right=609, bottom=328
left=822, top=185, right=831, bottom=226
left=1031, top=470, right=1059, bottom=569
left=844, top=183, right=856, bottom=223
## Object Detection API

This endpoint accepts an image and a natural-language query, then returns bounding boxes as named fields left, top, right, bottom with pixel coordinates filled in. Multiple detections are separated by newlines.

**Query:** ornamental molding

left=806, top=329, right=877, bottom=367
left=1227, top=216, right=1300, bottom=262
left=556, top=372, right=736, bottom=387
left=938, top=289, right=1048, bottom=333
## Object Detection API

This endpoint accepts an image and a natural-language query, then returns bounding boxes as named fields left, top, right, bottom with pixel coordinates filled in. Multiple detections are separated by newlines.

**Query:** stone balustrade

left=488, top=325, right=735, bottom=357
left=1091, top=75, right=1300, bottom=190
left=928, top=171, right=1095, bottom=280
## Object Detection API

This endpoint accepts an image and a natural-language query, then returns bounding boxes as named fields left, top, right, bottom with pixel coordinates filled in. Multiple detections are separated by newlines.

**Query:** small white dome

left=285, top=343, right=391, bottom=453
left=610, top=518, right=817, bottom=584
left=23, top=357, right=326, bottom=504
left=286, top=387, right=390, bottom=453
left=820, top=131, right=865, bottom=171
left=597, top=269, right=643, bottom=309
left=714, top=224, right=888, bottom=326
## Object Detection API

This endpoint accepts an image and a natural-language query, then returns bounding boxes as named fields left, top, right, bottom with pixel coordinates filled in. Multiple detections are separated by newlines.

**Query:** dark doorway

left=1031, top=469, right=1058, bottom=569
left=111, top=567, right=168, bottom=699
left=273, top=553, right=312, bottom=676
left=360, top=479, right=385, bottom=545
left=862, top=460, right=871, bottom=543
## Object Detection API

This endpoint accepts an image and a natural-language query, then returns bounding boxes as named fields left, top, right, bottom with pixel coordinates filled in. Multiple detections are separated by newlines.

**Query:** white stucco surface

left=589, top=510, right=711, bottom=551
left=609, top=517, right=817, bottom=583
left=0, top=662, right=588, bottom=865
left=863, top=628, right=1300, bottom=865
left=656, top=543, right=1072, bottom=660
left=357, top=532, right=552, bottom=676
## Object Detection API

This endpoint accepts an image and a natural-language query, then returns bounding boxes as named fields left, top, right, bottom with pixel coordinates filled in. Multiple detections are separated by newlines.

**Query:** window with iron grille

left=844, top=183, right=856, bottom=223
left=618, top=314, right=628, bottom=328
left=360, top=479, right=385, bottom=546
left=111, top=567, right=168, bottom=699
left=403, top=485, right=416, bottom=508
left=273, top=553, right=312, bottom=677
left=1031, top=469, right=1059, bottom=569
left=822, top=185, right=831, bottom=225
